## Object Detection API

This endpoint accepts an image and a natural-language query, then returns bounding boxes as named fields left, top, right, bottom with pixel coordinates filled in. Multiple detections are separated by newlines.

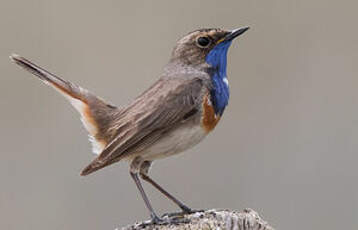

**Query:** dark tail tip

left=80, top=165, right=94, bottom=176
left=80, top=161, right=104, bottom=176
left=9, top=53, right=22, bottom=64
left=9, top=53, right=49, bottom=81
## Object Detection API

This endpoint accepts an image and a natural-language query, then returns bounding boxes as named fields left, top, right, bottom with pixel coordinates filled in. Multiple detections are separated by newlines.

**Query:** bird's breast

left=135, top=119, right=207, bottom=161
left=201, top=93, right=221, bottom=132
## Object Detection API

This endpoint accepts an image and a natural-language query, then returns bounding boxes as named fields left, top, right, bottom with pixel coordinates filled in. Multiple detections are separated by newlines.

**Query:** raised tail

left=10, top=54, right=86, bottom=102
left=10, top=54, right=119, bottom=159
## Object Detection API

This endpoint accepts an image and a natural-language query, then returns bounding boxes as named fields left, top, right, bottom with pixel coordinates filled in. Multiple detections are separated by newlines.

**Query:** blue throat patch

left=205, top=40, right=232, bottom=115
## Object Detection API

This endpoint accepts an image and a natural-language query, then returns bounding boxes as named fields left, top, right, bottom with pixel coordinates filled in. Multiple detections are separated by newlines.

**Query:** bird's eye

left=196, top=36, right=211, bottom=48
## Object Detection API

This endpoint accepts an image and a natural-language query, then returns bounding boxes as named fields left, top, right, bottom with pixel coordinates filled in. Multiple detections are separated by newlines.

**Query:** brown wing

left=80, top=77, right=206, bottom=175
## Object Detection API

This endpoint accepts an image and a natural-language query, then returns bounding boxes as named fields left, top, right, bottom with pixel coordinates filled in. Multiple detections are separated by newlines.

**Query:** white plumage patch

left=68, top=97, right=97, bottom=135
left=57, top=89, right=105, bottom=155
left=223, top=77, right=229, bottom=87
left=88, top=135, right=105, bottom=155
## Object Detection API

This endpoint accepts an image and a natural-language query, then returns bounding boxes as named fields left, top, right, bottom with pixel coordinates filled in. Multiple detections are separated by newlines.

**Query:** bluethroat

left=10, top=27, right=249, bottom=224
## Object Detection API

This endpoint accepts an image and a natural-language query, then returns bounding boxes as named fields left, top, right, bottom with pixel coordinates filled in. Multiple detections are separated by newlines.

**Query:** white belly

left=138, top=123, right=207, bottom=161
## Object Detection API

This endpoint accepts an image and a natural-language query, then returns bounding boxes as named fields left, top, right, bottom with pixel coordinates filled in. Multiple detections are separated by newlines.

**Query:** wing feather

left=81, top=77, right=206, bottom=175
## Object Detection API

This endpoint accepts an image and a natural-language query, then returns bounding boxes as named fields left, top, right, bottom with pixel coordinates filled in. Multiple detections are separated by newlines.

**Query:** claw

left=162, top=209, right=204, bottom=218
left=181, top=207, right=205, bottom=214
left=137, top=214, right=189, bottom=227
left=151, top=215, right=164, bottom=224
left=180, top=205, right=193, bottom=213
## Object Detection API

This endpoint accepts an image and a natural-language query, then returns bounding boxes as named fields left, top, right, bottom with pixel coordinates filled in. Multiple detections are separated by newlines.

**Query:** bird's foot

left=181, top=206, right=205, bottom=215
left=162, top=207, right=204, bottom=218
left=160, top=215, right=190, bottom=225
left=137, top=214, right=189, bottom=227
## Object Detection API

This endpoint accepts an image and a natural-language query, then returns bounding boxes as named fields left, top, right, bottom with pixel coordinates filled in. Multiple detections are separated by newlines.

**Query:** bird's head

left=169, top=27, right=249, bottom=116
left=170, top=27, right=249, bottom=68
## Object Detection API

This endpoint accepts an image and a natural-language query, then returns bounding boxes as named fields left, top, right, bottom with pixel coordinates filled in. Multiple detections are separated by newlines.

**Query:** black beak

left=225, top=26, right=250, bottom=41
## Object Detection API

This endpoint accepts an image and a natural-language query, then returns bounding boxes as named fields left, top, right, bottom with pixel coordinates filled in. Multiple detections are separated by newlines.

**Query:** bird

left=10, top=27, right=249, bottom=224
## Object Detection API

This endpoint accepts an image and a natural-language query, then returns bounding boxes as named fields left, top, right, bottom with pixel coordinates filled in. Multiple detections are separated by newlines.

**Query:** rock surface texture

left=118, top=209, right=274, bottom=230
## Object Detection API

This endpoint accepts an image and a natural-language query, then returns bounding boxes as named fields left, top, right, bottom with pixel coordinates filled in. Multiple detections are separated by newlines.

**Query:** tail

left=80, top=160, right=110, bottom=176
left=10, top=54, right=119, bottom=159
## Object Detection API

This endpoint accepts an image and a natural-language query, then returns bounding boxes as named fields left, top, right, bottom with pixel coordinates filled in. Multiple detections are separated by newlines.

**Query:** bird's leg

left=130, top=159, right=162, bottom=224
left=140, top=161, right=197, bottom=215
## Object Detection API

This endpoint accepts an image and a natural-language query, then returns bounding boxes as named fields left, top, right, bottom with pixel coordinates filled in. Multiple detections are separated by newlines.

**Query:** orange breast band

left=201, top=94, right=221, bottom=132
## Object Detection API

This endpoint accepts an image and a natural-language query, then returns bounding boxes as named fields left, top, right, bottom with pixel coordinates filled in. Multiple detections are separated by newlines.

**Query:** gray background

left=0, top=1, right=357, bottom=229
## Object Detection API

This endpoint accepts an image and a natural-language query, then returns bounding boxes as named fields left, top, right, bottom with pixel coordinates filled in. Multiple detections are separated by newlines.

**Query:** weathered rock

left=118, top=209, right=274, bottom=230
